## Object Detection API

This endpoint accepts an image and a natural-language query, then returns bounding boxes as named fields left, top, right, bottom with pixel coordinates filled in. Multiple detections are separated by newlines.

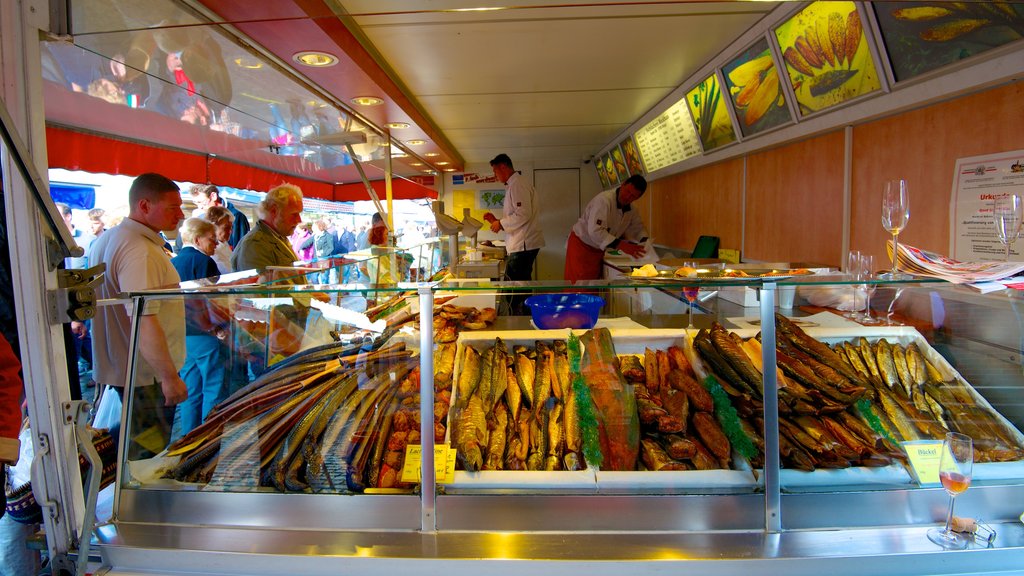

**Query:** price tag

left=903, top=440, right=944, bottom=485
left=400, top=445, right=456, bottom=484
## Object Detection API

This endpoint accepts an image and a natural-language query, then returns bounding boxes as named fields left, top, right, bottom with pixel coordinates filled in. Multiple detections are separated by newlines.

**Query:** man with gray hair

left=231, top=183, right=304, bottom=273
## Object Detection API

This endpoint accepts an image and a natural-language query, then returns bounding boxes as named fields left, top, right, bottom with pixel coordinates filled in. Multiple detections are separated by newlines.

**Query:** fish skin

left=456, top=346, right=482, bottom=409
left=891, top=344, right=915, bottom=399
left=840, top=342, right=871, bottom=379
left=504, top=365, right=521, bottom=424
left=776, top=313, right=868, bottom=387
left=874, top=386, right=920, bottom=442
left=484, top=403, right=509, bottom=470
left=546, top=399, right=564, bottom=458
left=553, top=348, right=570, bottom=401
left=660, top=434, right=697, bottom=460
left=563, top=451, right=582, bottom=471
left=533, top=344, right=554, bottom=417
left=905, top=343, right=929, bottom=387
left=661, top=388, right=689, bottom=434
left=818, top=415, right=868, bottom=457
left=694, top=330, right=755, bottom=397
left=619, top=355, right=646, bottom=383
left=874, top=339, right=902, bottom=389
left=482, top=339, right=509, bottom=414
left=564, top=385, right=581, bottom=453
left=640, top=437, right=687, bottom=471
left=454, top=395, right=488, bottom=472
left=514, top=352, right=536, bottom=410
left=687, top=436, right=721, bottom=470
left=692, top=411, right=731, bottom=462
left=667, top=368, right=714, bottom=413
left=856, top=338, right=882, bottom=381
left=645, top=348, right=660, bottom=394
left=710, top=324, right=764, bottom=396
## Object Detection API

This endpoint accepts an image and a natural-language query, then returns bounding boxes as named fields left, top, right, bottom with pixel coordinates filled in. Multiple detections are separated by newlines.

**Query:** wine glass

left=881, top=179, right=911, bottom=280
left=993, top=194, right=1024, bottom=261
left=682, top=261, right=699, bottom=331
left=845, top=250, right=862, bottom=319
left=927, top=432, right=973, bottom=549
left=859, top=254, right=876, bottom=324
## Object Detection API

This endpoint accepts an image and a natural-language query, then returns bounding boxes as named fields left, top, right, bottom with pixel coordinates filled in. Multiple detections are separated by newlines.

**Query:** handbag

left=4, top=427, right=116, bottom=525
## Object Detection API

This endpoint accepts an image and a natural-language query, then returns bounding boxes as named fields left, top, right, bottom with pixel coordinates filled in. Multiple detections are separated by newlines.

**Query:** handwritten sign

left=903, top=440, right=944, bottom=486
left=401, top=444, right=456, bottom=484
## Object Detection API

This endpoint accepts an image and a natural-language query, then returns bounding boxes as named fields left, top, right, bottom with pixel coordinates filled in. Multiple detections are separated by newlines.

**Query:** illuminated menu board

left=634, top=97, right=701, bottom=173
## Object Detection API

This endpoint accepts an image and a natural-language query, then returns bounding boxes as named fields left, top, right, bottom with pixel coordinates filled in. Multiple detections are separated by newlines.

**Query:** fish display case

left=95, top=274, right=1024, bottom=572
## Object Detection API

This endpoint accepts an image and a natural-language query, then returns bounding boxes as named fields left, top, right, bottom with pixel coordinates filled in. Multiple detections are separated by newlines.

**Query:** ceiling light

left=410, top=162, right=423, bottom=167
left=293, top=51, right=338, bottom=67
left=406, top=139, right=426, bottom=146
left=390, top=151, right=407, bottom=158
left=436, top=161, right=450, bottom=166
left=425, top=152, right=440, bottom=157
left=443, top=168, right=456, bottom=172
left=386, top=122, right=410, bottom=130
left=233, top=57, right=262, bottom=70
left=351, top=96, right=383, bottom=107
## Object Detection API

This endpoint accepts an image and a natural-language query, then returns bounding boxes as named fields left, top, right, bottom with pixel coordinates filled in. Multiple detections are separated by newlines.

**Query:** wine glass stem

left=891, top=233, right=900, bottom=275
left=1007, top=242, right=1012, bottom=262
left=864, top=287, right=872, bottom=320
left=944, top=494, right=957, bottom=534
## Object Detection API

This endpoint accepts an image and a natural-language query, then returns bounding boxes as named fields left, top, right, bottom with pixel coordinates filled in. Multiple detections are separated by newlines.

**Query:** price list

left=634, top=98, right=701, bottom=173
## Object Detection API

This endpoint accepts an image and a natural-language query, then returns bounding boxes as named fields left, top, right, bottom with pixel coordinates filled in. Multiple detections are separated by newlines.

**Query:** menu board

left=634, top=97, right=701, bottom=173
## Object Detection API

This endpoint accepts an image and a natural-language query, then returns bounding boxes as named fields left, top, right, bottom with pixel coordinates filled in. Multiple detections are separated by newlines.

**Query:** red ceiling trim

left=46, top=125, right=436, bottom=202
left=334, top=179, right=437, bottom=202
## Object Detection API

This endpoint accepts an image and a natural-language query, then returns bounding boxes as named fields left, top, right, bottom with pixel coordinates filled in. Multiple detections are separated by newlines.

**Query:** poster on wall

left=595, top=160, right=611, bottom=189
left=601, top=154, right=619, bottom=186
left=874, top=2, right=1024, bottom=83
left=634, top=97, right=701, bottom=173
left=685, top=73, right=737, bottom=152
left=610, top=146, right=630, bottom=181
left=722, top=37, right=793, bottom=137
left=619, top=136, right=644, bottom=175
left=950, top=149, right=1024, bottom=261
left=774, top=1, right=881, bottom=116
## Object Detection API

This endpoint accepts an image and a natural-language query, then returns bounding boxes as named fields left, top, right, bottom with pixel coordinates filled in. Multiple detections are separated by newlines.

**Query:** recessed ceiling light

left=293, top=51, right=338, bottom=67
left=436, top=161, right=450, bottom=166
left=406, top=139, right=426, bottom=146
left=443, top=168, right=456, bottom=172
left=410, top=162, right=423, bottom=167
left=386, top=122, right=410, bottom=130
left=425, top=152, right=440, bottom=157
left=233, top=57, right=262, bottom=69
left=390, top=151, right=407, bottom=158
left=351, top=96, right=383, bottom=107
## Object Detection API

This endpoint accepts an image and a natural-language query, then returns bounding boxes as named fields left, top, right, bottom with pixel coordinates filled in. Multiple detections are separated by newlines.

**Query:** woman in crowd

left=202, top=205, right=234, bottom=275
left=170, top=218, right=227, bottom=440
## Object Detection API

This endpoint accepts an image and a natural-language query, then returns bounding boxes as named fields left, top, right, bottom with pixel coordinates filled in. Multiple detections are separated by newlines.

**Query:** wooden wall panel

left=648, top=157, right=744, bottom=254
left=745, top=131, right=846, bottom=265
left=851, top=82, right=1024, bottom=269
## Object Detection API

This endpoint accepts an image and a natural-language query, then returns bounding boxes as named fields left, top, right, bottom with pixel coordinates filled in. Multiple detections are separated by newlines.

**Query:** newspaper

left=888, top=240, right=1024, bottom=286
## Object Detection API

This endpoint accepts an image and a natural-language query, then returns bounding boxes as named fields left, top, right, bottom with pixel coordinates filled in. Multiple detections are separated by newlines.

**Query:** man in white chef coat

left=565, top=174, right=649, bottom=282
left=485, top=153, right=545, bottom=281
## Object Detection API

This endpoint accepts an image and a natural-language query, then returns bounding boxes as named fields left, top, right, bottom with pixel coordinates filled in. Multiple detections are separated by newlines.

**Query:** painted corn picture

left=722, top=37, right=792, bottom=137
left=775, top=1, right=881, bottom=115
left=611, top=146, right=630, bottom=181
left=685, top=73, right=737, bottom=152
left=874, top=1, right=1024, bottom=82
left=601, top=154, right=619, bottom=187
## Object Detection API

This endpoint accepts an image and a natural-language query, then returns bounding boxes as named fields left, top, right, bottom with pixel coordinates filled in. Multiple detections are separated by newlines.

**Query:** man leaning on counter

left=565, top=174, right=649, bottom=282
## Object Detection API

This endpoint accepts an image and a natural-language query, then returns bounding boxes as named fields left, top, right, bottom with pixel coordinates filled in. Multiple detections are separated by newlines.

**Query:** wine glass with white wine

left=880, top=179, right=911, bottom=280
left=993, top=194, right=1024, bottom=261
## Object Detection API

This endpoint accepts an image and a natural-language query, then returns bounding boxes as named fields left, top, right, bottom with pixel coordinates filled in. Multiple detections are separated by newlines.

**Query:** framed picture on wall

left=601, top=153, right=619, bottom=186
left=774, top=1, right=882, bottom=117
left=685, top=72, right=737, bottom=152
left=595, top=159, right=610, bottom=189
left=619, top=136, right=645, bottom=175
left=611, top=146, right=630, bottom=181
left=873, top=2, right=1024, bottom=83
left=722, top=36, right=793, bottom=137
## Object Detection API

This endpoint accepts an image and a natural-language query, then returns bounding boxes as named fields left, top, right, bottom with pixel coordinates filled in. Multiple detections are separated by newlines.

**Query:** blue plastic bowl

left=524, top=293, right=604, bottom=329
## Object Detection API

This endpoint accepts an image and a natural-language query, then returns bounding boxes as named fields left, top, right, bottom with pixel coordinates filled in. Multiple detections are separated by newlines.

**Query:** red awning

left=45, top=125, right=436, bottom=202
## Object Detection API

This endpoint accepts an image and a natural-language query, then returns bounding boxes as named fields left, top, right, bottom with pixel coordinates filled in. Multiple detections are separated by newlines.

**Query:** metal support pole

left=760, top=283, right=781, bottom=533
left=418, top=287, right=436, bottom=532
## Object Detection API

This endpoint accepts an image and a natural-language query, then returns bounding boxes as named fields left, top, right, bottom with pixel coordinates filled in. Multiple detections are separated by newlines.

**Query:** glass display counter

left=94, top=273, right=1024, bottom=574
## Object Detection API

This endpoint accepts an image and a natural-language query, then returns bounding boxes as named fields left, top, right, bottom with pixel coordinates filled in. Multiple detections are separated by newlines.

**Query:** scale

left=431, top=202, right=498, bottom=278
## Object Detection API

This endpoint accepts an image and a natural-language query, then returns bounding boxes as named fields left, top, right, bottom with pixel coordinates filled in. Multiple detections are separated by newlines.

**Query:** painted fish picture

left=722, top=37, right=792, bottom=137
left=775, top=1, right=881, bottom=116
left=874, top=1, right=1024, bottom=82
left=685, top=73, right=737, bottom=152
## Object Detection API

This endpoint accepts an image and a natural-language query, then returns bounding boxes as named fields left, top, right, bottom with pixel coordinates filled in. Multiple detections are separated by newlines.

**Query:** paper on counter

left=726, top=311, right=863, bottom=331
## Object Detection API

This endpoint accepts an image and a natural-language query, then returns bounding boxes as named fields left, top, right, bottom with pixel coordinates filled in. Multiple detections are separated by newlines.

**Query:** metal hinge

left=47, top=264, right=105, bottom=324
